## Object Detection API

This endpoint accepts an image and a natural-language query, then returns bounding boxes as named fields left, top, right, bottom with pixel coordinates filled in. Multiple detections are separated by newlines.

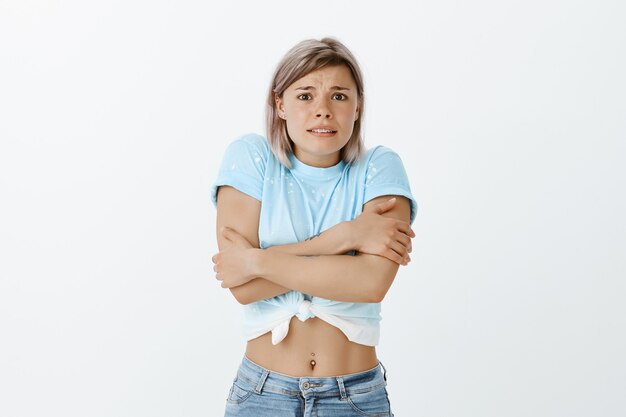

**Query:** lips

left=307, top=126, right=337, bottom=136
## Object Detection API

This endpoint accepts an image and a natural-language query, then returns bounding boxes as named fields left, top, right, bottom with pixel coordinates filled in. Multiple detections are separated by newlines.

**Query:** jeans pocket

left=226, top=378, right=253, bottom=405
left=346, top=384, right=392, bottom=417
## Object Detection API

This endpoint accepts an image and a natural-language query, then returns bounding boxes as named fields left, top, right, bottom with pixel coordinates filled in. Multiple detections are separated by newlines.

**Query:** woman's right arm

left=216, top=186, right=290, bottom=304
left=216, top=185, right=414, bottom=304
left=216, top=185, right=356, bottom=304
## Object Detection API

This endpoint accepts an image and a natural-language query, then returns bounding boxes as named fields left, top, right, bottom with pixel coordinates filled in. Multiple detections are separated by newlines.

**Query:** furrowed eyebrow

left=295, top=86, right=351, bottom=91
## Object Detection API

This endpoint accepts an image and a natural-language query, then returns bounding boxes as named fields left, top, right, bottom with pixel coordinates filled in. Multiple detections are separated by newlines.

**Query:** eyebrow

left=295, top=86, right=351, bottom=91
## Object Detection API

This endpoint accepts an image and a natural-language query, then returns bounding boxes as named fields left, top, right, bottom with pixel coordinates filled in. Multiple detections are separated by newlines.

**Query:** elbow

left=366, top=276, right=394, bottom=303
left=368, top=288, right=388, bottom=303
left=357, top=256, right=398, bottom=303
left=362, top=281, right=386, bottom=303
left=230, top=288, right=253, bottom=305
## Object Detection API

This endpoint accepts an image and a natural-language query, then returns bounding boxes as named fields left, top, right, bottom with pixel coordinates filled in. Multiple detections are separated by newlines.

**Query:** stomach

left=245, top=317, right=379, bottom=377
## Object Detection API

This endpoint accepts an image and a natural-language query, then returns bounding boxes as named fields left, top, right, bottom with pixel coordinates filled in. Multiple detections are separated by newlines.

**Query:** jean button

left=302, top=382, right=310, bottom=390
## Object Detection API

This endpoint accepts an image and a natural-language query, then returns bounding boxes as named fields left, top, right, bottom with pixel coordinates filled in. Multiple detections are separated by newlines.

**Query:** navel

left=310, top=352, right=316, bottom=370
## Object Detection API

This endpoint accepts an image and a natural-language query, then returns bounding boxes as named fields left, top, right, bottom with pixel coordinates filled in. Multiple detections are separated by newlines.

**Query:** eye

left=332, top=93, right=347, bottom=101
left=297, top=93, right=312, bottom=101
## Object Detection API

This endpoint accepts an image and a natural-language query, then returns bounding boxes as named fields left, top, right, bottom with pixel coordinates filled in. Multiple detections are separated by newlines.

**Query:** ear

left=354, top=103, right=360, bottom=122
left=274, top=93, right=285, bottom=117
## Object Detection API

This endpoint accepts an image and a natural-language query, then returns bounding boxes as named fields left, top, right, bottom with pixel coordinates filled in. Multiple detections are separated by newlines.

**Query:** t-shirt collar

left=288, top=152, right=346, bottom=178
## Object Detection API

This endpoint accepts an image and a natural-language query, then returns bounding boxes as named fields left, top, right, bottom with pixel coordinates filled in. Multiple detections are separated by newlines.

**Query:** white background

left=1, top=1, right=625, bottom=416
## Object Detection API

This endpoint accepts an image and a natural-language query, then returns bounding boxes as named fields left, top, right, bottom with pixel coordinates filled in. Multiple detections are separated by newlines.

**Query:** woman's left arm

left=214, top=195, right=411, bottom=303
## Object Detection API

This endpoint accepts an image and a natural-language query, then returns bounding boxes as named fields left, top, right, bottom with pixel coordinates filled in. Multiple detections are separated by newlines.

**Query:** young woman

left=211, top=37, right=417, bottom=417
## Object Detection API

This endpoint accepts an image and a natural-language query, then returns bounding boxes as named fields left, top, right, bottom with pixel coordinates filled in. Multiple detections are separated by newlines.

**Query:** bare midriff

left=245, top=317, right=378, bottom=377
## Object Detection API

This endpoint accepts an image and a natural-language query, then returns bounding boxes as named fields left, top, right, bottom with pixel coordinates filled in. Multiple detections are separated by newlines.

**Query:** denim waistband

left=235, top=355, right=388, bottom=399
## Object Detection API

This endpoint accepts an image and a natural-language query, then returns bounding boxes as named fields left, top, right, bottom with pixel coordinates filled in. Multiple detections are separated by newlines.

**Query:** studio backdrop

left=1, top=1, right=624, bottom=416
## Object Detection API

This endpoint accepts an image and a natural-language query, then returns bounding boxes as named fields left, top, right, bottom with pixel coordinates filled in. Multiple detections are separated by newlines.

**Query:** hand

left=212, top=227, right=258, bottom=288
left=350, top=198, right=415, bottom=265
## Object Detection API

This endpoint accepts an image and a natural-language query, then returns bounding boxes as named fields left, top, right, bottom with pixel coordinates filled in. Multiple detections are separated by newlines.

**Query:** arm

left=261, top=197, right=413, bottom=261
left=215, top=195, right=412, bottom=303
left=216, top=186, right=414, bottom=304
left=216, top=185, right=289, bottom=304
left=216, top=185, right=365, bottom=304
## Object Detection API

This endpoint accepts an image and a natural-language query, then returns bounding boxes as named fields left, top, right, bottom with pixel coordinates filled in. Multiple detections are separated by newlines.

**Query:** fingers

left=384, top=249, right=405, bottom=265
left=220, top=226, right=234, bottom=240
left=378, top=197, right=396, bottom=214
left=383, top=241, right=410, bottom=265
left=221, top=226, right=252, bottom=247
left=385, top=245, right=410, bottom=266
left=390, top=241, right=410, bottom=262
left=367, top=197, right=397, bottom=214
left=394, top=221, right=414, bottom=254
left=212, top=254, right=220, bottom=280
left=395, top=232, right=412, bottom=253
left=213, top=258, right=220, bottom=279
left=396, top=221, right=415, bottom=238
left=389, top=220, right=414, bottom=254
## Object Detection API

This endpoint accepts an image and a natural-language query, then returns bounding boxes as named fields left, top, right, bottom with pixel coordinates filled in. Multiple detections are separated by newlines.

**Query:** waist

left=234, top=355, right=387, bottom=396
left=246, top=317, right=378, bottom=377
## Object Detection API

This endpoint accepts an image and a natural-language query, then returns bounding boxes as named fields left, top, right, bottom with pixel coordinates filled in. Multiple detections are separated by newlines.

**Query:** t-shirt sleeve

left=210, top=134, right=269, bottom=207
left=363, top=146, right=418, bottom=225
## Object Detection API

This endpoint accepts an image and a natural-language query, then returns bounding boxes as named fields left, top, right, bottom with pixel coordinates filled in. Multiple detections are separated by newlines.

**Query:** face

left=275, top=65, right=360, bottom=168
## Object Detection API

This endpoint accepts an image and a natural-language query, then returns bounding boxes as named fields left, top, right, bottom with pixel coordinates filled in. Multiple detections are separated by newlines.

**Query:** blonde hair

left=266, top=37, right=365, bottom=168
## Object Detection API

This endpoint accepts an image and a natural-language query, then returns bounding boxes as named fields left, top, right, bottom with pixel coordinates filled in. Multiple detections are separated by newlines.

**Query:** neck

left=294, top=150, right=341, bottom=168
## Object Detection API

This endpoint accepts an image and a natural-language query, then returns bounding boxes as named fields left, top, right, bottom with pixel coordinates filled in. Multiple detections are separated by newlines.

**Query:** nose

left=315, top=100, right=332, bottom=119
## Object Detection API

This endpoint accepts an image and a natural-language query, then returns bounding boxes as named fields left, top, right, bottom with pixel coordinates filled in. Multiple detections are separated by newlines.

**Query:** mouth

left=307, top=128, right=337, bottom=137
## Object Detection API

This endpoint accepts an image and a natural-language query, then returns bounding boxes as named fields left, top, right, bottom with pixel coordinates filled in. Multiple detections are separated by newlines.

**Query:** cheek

left=338, top=106, right=358, bottom=123
left=338, top=101, right=358, bottom=115
left=285, top=109, right=308, bottom=129
left=290, top=105, right=309, bottom=118
left=284, top=118, right=304, bottom=141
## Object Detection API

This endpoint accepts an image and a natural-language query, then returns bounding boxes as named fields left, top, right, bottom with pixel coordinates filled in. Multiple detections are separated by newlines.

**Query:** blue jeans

left=224, top=355, right=394, bottom=417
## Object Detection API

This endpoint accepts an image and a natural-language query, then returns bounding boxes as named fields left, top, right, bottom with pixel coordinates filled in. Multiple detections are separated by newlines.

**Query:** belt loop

left=379, top=360, right=388, bottom=382
left=255, top=369, right=270, bottom=394
left=336, top=376, right=347, bottom=400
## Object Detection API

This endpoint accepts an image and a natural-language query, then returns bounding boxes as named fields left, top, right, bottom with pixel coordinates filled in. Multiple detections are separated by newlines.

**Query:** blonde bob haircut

left=266, top=37, right=365, bottom=168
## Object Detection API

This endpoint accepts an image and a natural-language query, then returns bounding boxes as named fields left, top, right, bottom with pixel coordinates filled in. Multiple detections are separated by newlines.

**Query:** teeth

left=311, top=129, right=335, bottom=133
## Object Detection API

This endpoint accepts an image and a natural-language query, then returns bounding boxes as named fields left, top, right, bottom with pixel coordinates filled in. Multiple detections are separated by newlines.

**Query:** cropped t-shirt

left=210, top=133, right=417, bottom=346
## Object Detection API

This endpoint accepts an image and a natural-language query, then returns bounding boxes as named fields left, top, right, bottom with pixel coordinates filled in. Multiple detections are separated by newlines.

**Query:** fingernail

left=389, top=197, right=396, bottom=202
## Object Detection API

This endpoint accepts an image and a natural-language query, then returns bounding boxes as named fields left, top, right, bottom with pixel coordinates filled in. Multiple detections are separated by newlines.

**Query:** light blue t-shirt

left=210, top=133, right=417, bottom=346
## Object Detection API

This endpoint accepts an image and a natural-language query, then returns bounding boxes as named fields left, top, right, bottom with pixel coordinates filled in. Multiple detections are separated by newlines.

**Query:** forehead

left=288, top=65, right=356, bottom=89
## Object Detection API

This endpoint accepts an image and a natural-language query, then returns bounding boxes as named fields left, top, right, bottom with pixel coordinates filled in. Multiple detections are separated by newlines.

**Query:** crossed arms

left=212, top=185, right=413, bottom=304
